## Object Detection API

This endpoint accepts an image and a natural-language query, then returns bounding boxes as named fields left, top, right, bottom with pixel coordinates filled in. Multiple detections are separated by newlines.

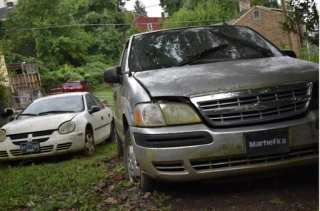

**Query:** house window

left=147, top=23, right=153, bottom=31
left=253, top=10, right=261, bottom=20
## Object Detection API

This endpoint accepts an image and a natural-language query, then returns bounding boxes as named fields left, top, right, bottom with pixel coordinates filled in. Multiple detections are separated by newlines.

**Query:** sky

left=124, top=0, right=320, bottom=17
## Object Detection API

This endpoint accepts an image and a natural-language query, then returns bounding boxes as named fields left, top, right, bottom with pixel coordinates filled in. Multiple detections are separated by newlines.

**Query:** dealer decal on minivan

left=249, top=138, right=287, bottom=148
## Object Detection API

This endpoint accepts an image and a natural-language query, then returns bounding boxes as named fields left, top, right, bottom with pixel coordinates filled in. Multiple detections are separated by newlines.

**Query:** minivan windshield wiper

left=174, top=44, right=228, bottom=67
left=38, top=110, right=76, bottom=116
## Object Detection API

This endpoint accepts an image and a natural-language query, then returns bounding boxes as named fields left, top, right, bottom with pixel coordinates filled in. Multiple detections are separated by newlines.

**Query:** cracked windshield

left=0, top=0, right=318, bottom=211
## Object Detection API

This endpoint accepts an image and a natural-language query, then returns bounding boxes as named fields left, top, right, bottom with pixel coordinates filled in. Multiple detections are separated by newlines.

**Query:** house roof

left=131, top=15, right=165, bottom=25
left=214, top=5, right=293, bottom=26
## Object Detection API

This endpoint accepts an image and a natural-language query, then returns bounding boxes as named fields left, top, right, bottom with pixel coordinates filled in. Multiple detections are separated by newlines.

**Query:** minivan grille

left=190, top=145, right=318, bottom=171
left=192, top=82, right=312, bottom=126
left=153, top=162, right=185, bottom=172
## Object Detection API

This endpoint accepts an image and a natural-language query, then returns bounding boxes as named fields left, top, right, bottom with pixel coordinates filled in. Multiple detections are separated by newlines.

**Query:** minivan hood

left=2, top=113, right=78, bottom=135
left=133, top=57, right=319, bottom=98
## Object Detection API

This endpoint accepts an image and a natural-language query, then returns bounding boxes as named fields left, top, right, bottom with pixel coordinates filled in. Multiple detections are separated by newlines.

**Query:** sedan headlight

left=58, top=121, right=75, bottom=134
left=133, top=103, right=202, bottom=127
left=0, top=130, right=6, bottom=142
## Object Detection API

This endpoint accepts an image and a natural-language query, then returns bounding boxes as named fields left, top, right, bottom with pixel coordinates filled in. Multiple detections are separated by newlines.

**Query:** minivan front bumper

left=131, top=110, right=319, bottom=182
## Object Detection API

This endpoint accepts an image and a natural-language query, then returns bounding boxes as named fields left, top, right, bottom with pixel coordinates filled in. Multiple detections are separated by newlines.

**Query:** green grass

left=0, top=143, right=118, bottom=211
left=94, top=89, right=114, bottom=109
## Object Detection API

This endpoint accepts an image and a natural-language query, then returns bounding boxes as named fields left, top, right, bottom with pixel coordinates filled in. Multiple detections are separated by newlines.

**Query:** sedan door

left=89, top=94, right=111, bottom=143
left=84, top=94, right=104, bottom=142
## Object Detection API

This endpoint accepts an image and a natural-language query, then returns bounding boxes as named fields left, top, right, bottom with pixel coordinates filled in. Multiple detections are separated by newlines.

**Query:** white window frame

left=147, top=23, right=153, bottom=31
left=253, top=10, right=261, bottom=20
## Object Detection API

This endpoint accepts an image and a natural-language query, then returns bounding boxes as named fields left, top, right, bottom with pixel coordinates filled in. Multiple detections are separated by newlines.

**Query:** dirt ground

left=3, top=154, right=318, bottom=211
left=161, top=167, right=319, bottom=211
left=101, top=156, right=319, bottom=211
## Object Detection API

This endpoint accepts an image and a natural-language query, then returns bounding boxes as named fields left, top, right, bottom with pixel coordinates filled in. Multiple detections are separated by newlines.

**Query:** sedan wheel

left=83, top=130, right=95, bottom=156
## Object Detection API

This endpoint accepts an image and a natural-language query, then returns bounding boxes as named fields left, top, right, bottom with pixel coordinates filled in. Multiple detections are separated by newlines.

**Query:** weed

left=153, top=191, right=172, bottom=210
left=269, top=196, right=287, bottom=207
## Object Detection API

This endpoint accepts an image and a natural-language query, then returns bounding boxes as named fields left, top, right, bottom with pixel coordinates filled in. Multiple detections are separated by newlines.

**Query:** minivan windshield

left=129, top=26, right=283, bottom=71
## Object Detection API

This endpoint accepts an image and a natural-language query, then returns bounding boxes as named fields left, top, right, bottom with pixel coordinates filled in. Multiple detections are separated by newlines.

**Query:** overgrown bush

left=298, top=44, right=319, bottom=64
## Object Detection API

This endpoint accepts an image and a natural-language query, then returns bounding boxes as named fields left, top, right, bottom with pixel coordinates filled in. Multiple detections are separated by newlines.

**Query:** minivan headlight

left=133, top=103, right=202, bottom=127
left=0, top=130, right=6, bottom=142
left=58, top=121, right=75, bottom=134
left=134, top=104, right=166, bottom=127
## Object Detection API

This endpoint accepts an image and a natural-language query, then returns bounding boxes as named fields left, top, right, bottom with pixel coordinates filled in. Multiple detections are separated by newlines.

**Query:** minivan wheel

left=123, top=130, right=158, bottom=191
left=116, top=129, right=123, bottom=158
left=124, top=130, right=139, bottom=182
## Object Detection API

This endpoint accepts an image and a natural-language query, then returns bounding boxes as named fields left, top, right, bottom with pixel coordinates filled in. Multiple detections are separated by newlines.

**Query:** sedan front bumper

left=131, top=111, right=319, bottom=182
left=0, top=131, right=85, bottom=161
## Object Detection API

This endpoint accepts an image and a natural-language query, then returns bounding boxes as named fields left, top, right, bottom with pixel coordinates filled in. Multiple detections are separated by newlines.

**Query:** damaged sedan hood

left=133, top=57, right=319, bottom=98
left=2, top=113, right=78, bottom=135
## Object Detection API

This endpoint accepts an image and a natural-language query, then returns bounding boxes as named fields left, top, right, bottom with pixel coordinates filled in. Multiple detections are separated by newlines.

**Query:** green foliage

left=251, top=0, right=280, bottom=8
left=280, top=0, right=319, bottom=47
left=0, top=0, right=139, bottom=91
left=163, top=0, right=238, bottom=29
left=298, top=44, right=319, bottom=63
left=134, top=0, right=147, bottom=16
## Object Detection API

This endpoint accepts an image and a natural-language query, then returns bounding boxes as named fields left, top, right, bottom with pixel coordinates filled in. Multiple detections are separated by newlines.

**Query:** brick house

left=230, top=0, right=302, bottom=55
left=132, top=15, right=164, bottom=33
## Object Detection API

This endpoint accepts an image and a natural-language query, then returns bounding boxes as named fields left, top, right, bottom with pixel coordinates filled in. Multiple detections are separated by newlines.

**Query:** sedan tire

left=82, top=129, right=95, bottom=156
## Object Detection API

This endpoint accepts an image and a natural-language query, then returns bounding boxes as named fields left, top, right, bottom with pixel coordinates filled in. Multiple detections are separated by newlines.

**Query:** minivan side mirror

left=282, top=50, right=297, bottom=58
left=104, top=66, right=121, bottom=84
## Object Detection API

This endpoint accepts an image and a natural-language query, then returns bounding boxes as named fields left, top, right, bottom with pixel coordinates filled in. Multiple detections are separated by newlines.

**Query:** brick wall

left=234, top=8, right=301, bottom=55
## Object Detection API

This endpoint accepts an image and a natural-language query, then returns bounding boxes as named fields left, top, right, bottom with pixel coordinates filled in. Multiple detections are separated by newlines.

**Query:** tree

left=280, top=0, right=319, bottom=47
left=134, top=0, right=147, bottom=16
left=251, top=0, right=280, bottom=8
left=163, top=0, right=238, bottom=29
left=0, top=0, right=137, bottom=87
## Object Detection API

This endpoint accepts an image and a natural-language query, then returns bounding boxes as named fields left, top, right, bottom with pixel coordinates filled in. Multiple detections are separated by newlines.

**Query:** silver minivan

left=104, top=25, right=319, bottom=191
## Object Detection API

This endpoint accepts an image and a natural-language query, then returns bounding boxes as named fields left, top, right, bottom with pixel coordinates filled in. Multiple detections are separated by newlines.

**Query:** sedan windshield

left=129, top=26, right=283, bottom=71
left=18, top=95, right=84, bottom=119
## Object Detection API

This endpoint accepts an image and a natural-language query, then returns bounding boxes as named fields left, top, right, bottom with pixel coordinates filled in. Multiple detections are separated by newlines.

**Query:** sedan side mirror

left=104, top=66, right=121, bottom=84
left=2, top=109, right=13, bottom=118
left=89, top=105, right=100, bottom=114
left=282, top=50, right=297, bottom=58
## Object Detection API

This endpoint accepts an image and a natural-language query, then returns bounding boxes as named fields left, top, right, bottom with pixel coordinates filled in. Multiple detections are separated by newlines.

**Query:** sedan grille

left=190, top=145, right=318, bottom=171
left=57, top=143, right=72, bottom=151
left=10, top=145, right=54, bottom=156
left=191, top=82, right=312, bottom=126
left=9, top=130, right=55, bottom=140
left=0, top=151, right=8, bottom=158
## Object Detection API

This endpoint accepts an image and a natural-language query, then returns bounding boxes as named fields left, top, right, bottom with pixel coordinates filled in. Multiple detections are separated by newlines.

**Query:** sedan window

left=89, top=95, right=105, bottom=110
left=85, top=94, right=96, bottom=109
